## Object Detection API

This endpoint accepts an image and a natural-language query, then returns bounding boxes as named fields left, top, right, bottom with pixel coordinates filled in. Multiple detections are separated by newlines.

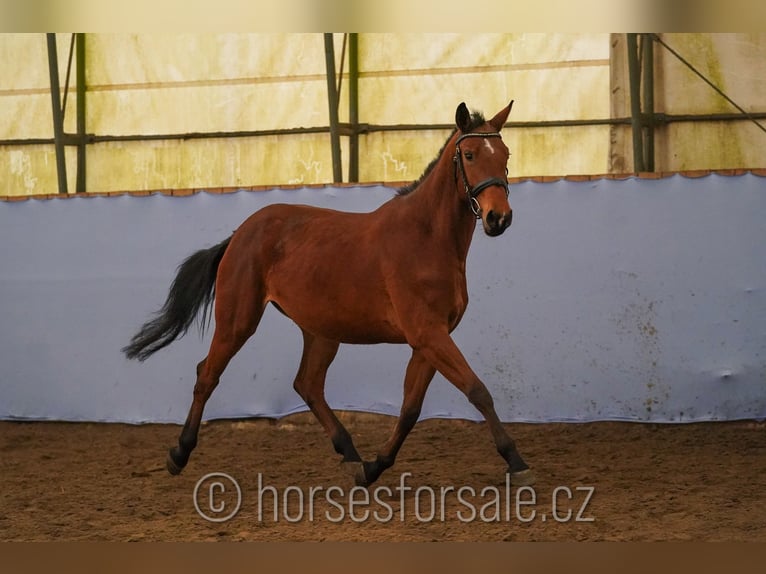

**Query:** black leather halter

left=453, top=132, right=509, bottom=218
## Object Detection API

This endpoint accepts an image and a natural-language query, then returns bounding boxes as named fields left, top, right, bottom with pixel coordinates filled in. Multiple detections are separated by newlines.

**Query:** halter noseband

left=453, top=132, right=510, bottom=218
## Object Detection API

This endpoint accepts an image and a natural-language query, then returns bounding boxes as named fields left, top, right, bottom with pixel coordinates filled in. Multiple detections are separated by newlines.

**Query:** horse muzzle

left=483, top=208, right=512, bottom=236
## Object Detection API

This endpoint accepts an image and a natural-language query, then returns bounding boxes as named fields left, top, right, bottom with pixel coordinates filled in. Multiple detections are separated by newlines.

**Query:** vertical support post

left=626, top=33, right=645, bottom=173
left=75, top=33, right=87, bottom=193
left=642, top=33, right=655, bottom=172
left=348, top=33, right=359, bottom=183
left=46, top=33, right=69, bottom=195
left=323, top=33, right=343, bottom=183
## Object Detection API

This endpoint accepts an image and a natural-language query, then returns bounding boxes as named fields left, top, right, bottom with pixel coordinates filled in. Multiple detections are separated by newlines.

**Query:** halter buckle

left=469, top=196, right=481, bottom=217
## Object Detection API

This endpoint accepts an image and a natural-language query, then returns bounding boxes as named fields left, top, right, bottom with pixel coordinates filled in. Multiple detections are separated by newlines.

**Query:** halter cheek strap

left=453, top=132, right=510, bottom=218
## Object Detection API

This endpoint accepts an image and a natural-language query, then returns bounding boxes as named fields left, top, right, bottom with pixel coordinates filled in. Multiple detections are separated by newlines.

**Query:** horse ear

left=489, top=100, right=514, bottom=132
left=455, top=102, right=472, bottom=133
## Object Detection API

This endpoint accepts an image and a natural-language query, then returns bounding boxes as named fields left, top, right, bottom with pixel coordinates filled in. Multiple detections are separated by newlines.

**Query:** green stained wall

left=1, top=33, right=763, bottom=196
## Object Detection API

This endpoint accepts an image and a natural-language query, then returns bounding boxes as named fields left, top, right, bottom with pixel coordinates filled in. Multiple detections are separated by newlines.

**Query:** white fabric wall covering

left=1, top=174, right=764, bottom=423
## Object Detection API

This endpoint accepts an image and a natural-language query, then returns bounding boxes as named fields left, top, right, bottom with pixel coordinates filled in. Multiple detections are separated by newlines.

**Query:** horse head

left=454, top=101, right=514, bottom=236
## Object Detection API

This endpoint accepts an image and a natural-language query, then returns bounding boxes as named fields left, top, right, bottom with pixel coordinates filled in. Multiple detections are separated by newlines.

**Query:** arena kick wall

left=1, top=173, right=764, bottom=424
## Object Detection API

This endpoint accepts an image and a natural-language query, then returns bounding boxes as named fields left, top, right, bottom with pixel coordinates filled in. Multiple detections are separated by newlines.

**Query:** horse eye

left=464, top=151, right=474, bottom=160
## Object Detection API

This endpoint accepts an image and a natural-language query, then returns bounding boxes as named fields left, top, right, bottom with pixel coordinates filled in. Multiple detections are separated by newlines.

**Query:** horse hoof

left=341, top=461, right=369, bottom=487
left=510, top=468, right=536, bottom=487
left=166, top=449, right=185, bottom=476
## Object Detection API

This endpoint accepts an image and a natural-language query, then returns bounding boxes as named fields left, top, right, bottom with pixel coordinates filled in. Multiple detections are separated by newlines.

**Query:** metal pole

left=348, top=33, right=359, bottom=183
left=323, top=33, right=343, bottom=183
left=76, top=33, right=87, bottom=193
left=46, top=33, right=69, bottom=194
left=642, top=34, right=655, bottom=172
left=626, top=33, right=645, bottom=172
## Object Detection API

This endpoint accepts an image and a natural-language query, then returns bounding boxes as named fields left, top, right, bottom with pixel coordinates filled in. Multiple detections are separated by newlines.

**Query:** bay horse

left=123, top=100, right=534, bottom=487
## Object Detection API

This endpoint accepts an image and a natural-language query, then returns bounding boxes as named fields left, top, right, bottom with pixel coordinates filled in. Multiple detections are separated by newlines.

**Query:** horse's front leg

left=409, top=328, right=535, bottom=486
left=356, top=349, right=436, bottom=486
left=292, top=330, right=364, bottom=475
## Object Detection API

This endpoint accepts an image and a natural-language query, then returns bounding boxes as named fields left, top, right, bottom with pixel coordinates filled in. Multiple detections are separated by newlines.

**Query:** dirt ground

left=1, top=413, right=764, bottom=541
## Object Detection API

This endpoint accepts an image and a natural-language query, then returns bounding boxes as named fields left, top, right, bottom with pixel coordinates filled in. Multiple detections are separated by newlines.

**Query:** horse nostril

left=486, top=210, right=512, bottom=230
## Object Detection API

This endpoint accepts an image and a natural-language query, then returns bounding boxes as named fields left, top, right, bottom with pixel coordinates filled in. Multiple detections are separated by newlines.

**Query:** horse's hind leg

left=292, top=330, right=364, bottom=475
left=167, top=298, right=265, bottom=475
left=357, top=349, right=436, bottom=486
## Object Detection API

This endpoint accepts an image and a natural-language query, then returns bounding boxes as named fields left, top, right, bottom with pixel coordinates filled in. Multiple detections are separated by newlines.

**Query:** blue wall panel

left=1, top=175, right=764, bottom=423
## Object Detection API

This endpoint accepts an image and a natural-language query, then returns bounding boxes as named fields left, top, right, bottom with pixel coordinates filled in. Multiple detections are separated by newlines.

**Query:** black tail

left=122, top=236, right=232, bottom=361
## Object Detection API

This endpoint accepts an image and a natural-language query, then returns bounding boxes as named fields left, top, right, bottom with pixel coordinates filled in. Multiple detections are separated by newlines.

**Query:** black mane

left=396, top=110, right=487, bottom=196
